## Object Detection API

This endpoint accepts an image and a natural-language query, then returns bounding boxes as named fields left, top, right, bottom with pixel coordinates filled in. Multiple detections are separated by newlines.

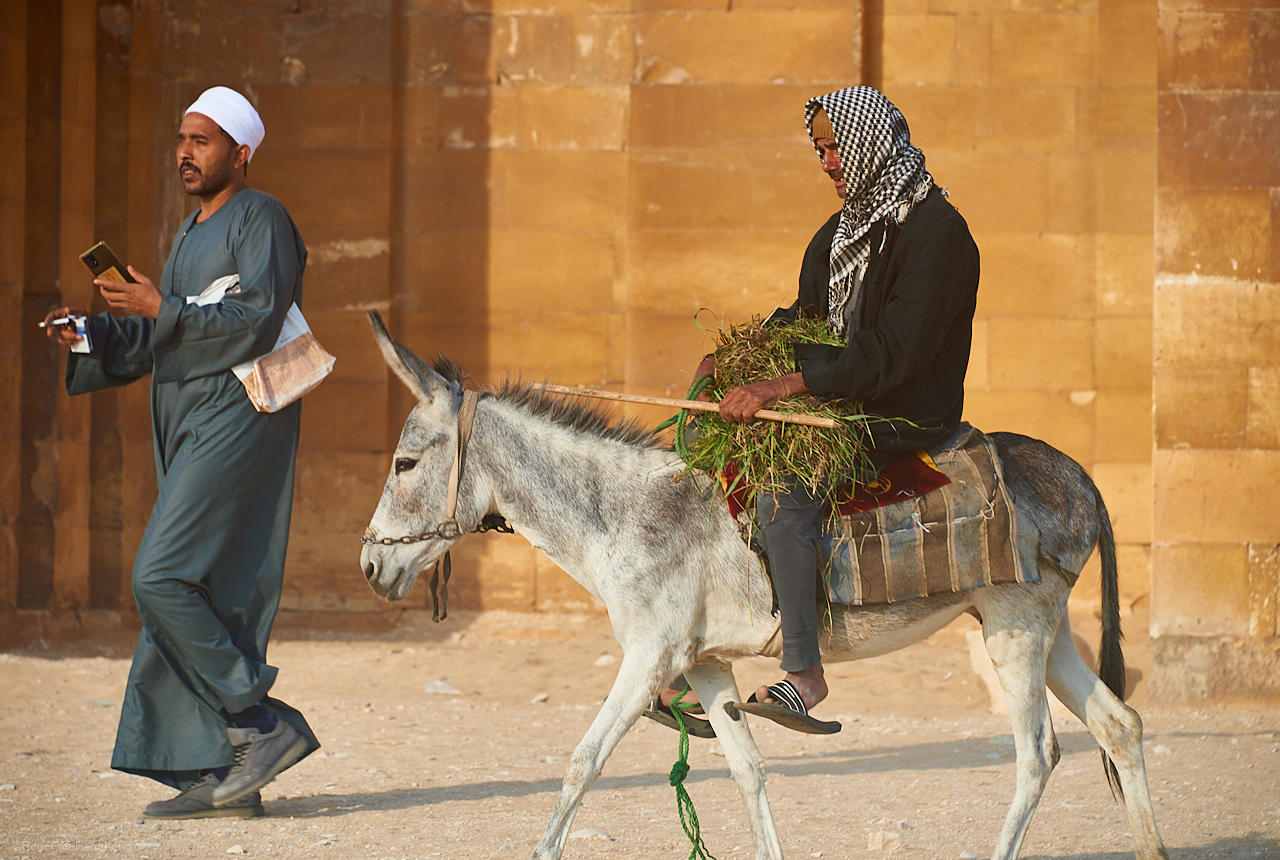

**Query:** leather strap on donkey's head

left=361, top=311, right=511, bottom=620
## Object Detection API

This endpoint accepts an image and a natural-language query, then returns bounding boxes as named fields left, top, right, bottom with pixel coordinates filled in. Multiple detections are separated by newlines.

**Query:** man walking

left=44, top=86, right=318, bottom=818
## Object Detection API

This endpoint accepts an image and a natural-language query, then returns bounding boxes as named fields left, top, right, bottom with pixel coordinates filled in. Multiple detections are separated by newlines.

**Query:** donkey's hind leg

left=1045, top=617, right=1169, bottom=860
left=533, top=649, right=673, bottom=860
left=981, top=593, right=1061, bottom=860
left=685, top=661, right=784, bottom=860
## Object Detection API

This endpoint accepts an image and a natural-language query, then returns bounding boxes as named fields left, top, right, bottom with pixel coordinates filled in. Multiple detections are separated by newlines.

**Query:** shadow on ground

left=1024, top=833, right=1280, bottom=859
left=266, top=731, right=1117, bottom=819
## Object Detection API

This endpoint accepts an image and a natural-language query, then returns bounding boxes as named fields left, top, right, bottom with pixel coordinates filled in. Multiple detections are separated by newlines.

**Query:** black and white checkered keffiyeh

left=805, top=87, right=942, bottom=336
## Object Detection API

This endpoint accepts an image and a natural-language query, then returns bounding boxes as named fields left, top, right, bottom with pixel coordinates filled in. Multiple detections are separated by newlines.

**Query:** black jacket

left=773, top=187, right=979, bottom=467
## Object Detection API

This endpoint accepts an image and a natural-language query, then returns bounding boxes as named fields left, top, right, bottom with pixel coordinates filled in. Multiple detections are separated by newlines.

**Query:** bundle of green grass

left=673, top=317, right=876, bottom=499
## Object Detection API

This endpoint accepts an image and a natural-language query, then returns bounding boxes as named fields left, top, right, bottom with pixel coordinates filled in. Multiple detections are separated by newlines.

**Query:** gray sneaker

left=142, top=774, right=262, bottom=819
left=212, top=719, right=308, bottom=807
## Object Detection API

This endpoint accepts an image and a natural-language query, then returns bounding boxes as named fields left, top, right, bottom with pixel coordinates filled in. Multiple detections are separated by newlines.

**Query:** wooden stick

left=535, top=383, right=841, bottom=429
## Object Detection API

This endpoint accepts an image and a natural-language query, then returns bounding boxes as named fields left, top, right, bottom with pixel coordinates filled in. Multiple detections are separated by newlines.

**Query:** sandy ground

left=2, top=607, right=1278, bottom=860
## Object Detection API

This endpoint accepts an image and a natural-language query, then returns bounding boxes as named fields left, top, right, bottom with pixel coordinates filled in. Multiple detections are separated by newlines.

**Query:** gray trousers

left=666, top=483, right=823, bottom=696
left=756, top=483, right=825, bottom=673
left=673, top=420, right=825, bottom=682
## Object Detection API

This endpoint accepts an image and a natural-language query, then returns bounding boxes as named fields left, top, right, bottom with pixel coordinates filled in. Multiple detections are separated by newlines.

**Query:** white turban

left=185, top=86, right=265, bottom=162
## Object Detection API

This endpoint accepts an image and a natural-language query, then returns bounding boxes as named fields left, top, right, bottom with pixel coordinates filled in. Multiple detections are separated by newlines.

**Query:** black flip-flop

left=731, top=680, right=841, bottom=735
left=640, top=697, right=716, bottom=739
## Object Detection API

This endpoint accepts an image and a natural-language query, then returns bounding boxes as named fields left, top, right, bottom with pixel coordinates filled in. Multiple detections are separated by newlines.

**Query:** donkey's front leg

left=686, top=661, right=784, bottom=860
left=533, top=650, right=671, bottom=860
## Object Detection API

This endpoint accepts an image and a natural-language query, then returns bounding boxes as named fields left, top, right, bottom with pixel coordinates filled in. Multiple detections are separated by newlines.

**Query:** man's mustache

left=180, top=161, right=201, bottom=177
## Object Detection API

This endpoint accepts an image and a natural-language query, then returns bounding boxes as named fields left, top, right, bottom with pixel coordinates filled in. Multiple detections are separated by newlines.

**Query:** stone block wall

left=3, top=0, right=1275, bottom=703
left=1150, top=2, right=1280, bottom=703
left=0, top=0, right=861, bottom=630
left=1, top=0, right=408, bottom=630
left=875, top=0, right=1159, bottom=613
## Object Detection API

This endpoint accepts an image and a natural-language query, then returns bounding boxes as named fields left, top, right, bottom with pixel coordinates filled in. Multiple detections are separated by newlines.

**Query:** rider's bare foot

left=755, top=662, right=827, bottom=711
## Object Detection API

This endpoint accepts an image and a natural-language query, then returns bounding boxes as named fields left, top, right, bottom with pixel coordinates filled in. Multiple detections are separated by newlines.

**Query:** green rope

left=656, top=374, right=716, bottom=465
left=667, top=687, right=718, bottom=860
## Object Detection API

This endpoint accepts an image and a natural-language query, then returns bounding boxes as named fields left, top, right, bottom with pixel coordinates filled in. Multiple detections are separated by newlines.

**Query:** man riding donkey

left=650, top=86, right=980, bottom=734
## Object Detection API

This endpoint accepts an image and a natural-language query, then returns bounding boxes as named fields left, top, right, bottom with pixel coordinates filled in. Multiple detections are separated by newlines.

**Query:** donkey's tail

left=1094, top=488, right=1126, bottom=799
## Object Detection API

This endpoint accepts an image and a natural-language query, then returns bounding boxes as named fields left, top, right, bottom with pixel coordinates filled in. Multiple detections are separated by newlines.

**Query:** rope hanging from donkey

left=667, top=687, right=718, bottom=860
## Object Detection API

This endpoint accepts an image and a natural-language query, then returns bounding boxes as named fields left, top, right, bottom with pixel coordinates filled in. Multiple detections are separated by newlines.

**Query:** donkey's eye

left=395, top=458, right=417, bottom=475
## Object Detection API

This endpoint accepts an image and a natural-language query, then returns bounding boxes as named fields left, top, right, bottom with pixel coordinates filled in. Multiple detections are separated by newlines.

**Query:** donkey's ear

left=367, top=310, right=455, bottom=405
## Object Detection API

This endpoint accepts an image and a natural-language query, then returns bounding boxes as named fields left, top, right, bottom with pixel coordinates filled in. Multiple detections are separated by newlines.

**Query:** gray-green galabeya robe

left=67, top=188, right=319, bottom=789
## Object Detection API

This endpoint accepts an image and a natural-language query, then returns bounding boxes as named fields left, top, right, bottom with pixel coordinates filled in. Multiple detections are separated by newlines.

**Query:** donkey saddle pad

left=819, top=424, right=1040, bottom=607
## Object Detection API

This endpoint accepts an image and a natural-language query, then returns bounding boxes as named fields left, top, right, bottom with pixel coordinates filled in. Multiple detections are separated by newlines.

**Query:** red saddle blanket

left=719, top=450, right=951, bottom=520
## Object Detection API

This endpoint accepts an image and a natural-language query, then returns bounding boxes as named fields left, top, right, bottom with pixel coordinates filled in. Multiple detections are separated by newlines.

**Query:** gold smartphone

left=79, top=241, right=136, bottom=283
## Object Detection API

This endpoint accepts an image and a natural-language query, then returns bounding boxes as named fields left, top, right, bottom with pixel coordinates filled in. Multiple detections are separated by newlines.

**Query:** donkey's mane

left=492, top=378, right=666, bottom=450
left=430, top=355, right=466, bottom=387
left=428, top=353, right=664, bottom=449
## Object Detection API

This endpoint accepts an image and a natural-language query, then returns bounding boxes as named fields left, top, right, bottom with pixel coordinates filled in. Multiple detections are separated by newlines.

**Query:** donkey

left=359, top=312, right=1168, bottom=860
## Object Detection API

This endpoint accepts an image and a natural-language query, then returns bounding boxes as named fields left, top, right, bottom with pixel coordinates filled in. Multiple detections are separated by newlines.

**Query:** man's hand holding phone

left=96, top=266, right=161, bottom=318
left=77, top=241, right=161, bottom=319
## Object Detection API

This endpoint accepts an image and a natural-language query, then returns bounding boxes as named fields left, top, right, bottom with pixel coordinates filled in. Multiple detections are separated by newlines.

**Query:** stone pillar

left=50, top=0, right=99, bottom=611
left=0, top=1, right=28, bottom=614
left=1150, top=4, right=1280, bottom=703
left=17, top=0, right=68, bottom=614
left=118, top=1, right=164, bottom=622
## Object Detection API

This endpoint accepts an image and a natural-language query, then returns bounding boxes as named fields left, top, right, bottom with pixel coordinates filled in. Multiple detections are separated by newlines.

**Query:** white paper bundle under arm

left=191, top=273, right=336, bottom=412
left=186, top=273, right=242, bottom=306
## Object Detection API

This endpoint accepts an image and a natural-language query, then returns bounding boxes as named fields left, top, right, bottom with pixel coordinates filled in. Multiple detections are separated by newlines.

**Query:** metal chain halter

left=360, top=389, right=513, bottom=620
